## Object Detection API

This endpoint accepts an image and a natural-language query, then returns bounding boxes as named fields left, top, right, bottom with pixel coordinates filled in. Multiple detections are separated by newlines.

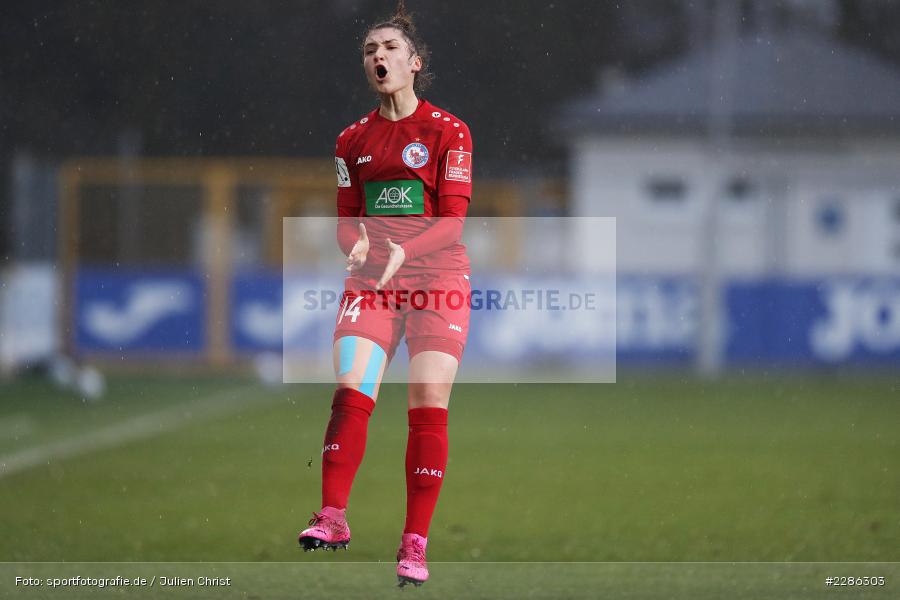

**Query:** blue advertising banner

left=727, top=277, right=900, bottom=365
left=614, top=275, right=696, bottom=363
left=75, top=269, right=205, bottom=353
left=444, top=274, right=693, bottom=366
left=465, top=275, right=900, bottom=366
left=463, top=273, right=616, bottom=369
left=77, top=269, right=900, bottom=366
left=232, top=272, right=342, bottom=355
left=231, top=272, right=283, bottom=353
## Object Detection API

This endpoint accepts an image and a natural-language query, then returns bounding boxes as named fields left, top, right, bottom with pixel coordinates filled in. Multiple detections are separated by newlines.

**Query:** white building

left=560, top=28, right=900, bottom=277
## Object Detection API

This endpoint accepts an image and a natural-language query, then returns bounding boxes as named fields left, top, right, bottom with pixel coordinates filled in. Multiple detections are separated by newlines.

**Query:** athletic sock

left=403, top=407, right=449, bottom=536
left=321, top=387, right=375, bottom=510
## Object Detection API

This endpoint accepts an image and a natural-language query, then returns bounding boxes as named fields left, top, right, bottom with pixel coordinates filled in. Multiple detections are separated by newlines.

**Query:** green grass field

left=0, top=372, right=897, bottom=598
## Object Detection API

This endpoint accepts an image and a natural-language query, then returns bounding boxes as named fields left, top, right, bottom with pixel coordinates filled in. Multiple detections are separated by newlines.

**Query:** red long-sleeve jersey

left=334, top=99, right=472, bottom=275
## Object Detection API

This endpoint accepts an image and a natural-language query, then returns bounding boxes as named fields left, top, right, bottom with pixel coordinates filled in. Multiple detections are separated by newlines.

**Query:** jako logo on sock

left=414, top=467, right=443, bottom=478
left=322, top=443, right=340, bottom=453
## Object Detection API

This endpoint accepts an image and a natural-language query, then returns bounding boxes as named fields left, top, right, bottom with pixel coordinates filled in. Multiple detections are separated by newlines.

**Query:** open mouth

left=375, top=65, right=388, bottom=80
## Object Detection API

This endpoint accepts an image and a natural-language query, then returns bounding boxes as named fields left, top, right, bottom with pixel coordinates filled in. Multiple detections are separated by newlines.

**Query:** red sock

left=404, top=407, right=449, bottom=537
left=321, top=387, right=375, bottom=510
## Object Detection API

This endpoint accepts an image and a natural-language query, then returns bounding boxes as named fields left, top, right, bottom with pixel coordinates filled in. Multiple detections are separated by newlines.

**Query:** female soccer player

left=297, top=1, right=473, bottom=588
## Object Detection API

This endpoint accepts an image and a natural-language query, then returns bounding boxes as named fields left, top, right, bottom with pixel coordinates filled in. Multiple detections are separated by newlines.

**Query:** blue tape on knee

left=338, top=336, right=357, bottom=376
left=359, top=343, right=386, bottom=398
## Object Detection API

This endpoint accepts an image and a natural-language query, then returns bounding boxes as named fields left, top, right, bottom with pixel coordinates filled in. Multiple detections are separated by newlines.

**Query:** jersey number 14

left=338, top=296, right=363, bottom=324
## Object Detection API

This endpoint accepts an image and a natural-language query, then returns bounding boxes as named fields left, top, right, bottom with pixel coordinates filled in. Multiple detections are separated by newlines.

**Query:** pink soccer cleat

left=396, top=533, right=429, bottom=587
left=297, top=507, right=350, bottom=552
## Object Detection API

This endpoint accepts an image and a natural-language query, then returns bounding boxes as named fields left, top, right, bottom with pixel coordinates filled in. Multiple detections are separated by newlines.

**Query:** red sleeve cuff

left=400, top=195, right=469, bottom=260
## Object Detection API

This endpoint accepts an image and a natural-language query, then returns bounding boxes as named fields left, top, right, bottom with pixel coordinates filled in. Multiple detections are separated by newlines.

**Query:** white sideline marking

left=0, top=384, right=269, bottom=480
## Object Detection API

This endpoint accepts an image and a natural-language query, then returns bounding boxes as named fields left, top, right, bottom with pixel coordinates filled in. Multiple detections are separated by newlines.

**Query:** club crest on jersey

left=402, top=142, right=429, bottom=169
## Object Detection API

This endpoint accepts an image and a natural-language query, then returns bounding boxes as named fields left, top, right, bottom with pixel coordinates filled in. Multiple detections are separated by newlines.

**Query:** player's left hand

left=375, top=238, right=405, bottom=290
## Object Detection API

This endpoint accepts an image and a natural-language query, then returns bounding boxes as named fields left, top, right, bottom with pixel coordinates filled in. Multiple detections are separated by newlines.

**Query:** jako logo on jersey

left=414, top=467, right=443, bottom=478
left=448, top=324, right=462, bottom=333
left=402, top=142, right=429, bottom=168
left=356, top=155, right=372, bottom=165
left=322, top=443, right=340, bottom=453
left=377, top=185, right=413, bottom=205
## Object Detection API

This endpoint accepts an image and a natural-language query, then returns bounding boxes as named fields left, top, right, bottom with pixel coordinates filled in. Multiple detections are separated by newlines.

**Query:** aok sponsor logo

left=376, top=185, right=413, bottom=206
left=364, top=180, right=425, bottom=215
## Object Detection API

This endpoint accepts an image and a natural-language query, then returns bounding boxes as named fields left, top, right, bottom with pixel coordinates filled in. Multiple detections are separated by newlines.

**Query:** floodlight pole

left=697, top=0, right=739, bottom=377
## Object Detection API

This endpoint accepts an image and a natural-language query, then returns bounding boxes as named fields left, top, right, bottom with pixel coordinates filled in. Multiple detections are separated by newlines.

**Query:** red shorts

left=333, top=271, right=471, bottom=362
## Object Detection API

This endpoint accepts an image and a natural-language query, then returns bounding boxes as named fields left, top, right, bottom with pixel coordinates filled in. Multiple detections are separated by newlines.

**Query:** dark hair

left=364, top=0, right=434, bottom=93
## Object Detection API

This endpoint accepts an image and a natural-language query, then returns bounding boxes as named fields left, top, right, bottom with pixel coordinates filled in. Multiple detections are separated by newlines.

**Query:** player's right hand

left=346, top=223, right=369, bottom=272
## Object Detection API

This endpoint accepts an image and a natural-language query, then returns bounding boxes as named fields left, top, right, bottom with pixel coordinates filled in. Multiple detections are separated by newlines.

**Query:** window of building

left=725, top=176, right=757, bottom=203
left=646, top=177, right=687, bottom=203
left=816, top=200, right=845, bottom=236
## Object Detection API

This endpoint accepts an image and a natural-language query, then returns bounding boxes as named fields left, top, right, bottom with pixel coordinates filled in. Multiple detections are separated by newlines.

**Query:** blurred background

left=2, top=0, right=900, bottom=375
left=0, top=0, right=898, bottom=592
